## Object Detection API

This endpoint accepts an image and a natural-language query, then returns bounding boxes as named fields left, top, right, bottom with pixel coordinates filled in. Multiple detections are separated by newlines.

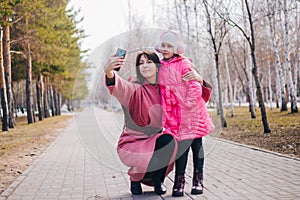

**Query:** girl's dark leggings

left=144, top=134, right=175, bottom=181
left=175, top=137, right=204, bottom=176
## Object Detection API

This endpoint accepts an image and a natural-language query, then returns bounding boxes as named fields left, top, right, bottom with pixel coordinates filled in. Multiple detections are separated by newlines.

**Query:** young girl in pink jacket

left=155, top=30, right=214, bottom=197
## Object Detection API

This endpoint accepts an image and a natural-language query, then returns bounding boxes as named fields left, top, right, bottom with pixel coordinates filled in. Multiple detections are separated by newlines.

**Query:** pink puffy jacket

left=158, top=56, right=214, bottom=141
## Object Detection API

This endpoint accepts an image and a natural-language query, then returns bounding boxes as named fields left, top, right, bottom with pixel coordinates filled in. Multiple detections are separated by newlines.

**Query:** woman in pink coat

left=155, top=30, right=214, bottom=197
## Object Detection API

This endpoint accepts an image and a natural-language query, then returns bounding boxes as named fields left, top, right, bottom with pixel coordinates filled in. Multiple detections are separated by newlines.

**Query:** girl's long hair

left=135, top=51, right=160, bottom=84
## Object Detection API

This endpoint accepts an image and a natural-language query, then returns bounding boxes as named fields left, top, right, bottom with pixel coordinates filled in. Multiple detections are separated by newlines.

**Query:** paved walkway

left=1, top=107, right=299, bottom=200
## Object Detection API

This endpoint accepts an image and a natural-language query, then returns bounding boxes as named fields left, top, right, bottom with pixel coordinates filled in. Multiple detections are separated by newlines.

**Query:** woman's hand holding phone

left=104, top=56, right=125, bottom=78
left=114, top=48, right=127, bottom=71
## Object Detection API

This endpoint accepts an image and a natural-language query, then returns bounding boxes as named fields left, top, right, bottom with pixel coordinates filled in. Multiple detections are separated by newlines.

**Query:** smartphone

left=114, top=48, right=127, bottom=71
left=116, top=48, right=127, bottom=58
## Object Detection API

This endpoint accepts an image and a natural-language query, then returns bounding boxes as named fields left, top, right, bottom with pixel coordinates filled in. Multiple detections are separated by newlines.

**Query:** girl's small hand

left=183, top=69, right=203, bottom=85
left=104, top=56, right=125, bottom=78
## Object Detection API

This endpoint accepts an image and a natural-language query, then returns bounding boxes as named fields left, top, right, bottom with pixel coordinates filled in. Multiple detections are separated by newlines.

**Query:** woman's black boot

left=130, top=181, right=142, bottom=195
left=153, top=171, right=167, bottom=195
left=191, top=169, right=203, bottom=195
left=172, top=175, right=185, bottom=197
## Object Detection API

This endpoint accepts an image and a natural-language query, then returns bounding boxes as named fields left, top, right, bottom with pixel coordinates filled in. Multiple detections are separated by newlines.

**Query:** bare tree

left=220, top=0, right=271, bottom=133
left=194, top=0, right=200, bottom=42
left=174, top=0, right=183, bottom=33
left=127, top=0, right=133, bottom=30
left=266, top=0, right=287, bottom=111
left=295, top=1, right=300, bottom=97
left=225, top=53, right=234, bottom=117
left=228, top=40, right=253, bottom=112
left=282, top=0, right=298, bottom=113
left=246, top=52, right=256, bottom=118
left=183, top=0, right=191, bottom=40
left=203, top=0, right=227, bottom=127
left=268, top=61, right=273, bottom=109
left=36, top=74, right=44, bottom=121
left=44, top=76, right=50, bottom=118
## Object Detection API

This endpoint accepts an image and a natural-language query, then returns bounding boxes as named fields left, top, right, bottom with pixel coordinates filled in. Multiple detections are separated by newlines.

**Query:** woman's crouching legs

left=148, top=134, right=176, bottom=195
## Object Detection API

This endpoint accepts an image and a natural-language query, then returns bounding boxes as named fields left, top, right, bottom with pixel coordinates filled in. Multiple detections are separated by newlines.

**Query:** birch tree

left=221, top=0, right=271, bottom=133
left=282, top=0, right=298, bottom=113
left=266, top=0, right=287, bottom=111
left=246, top=53, right=256, bottom=118
left=183, top=0, right=191, bottom=40
left=228, top=40, right=252, bottom=111
left=295, top=1, right=300, bottom=97
left=174, top=0, right=183, bottom=33
left=268, top=61, right=273, bottom=109
left=203, top=0, right=227, bottom=127
left=224, top=53, right=234, bottom=116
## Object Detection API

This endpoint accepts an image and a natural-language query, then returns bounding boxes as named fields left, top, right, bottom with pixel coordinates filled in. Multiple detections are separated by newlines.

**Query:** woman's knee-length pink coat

left=106, top=73, right=177, bottom=185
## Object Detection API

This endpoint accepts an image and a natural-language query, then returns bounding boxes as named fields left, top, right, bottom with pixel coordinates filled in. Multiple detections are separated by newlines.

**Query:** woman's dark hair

left=135, top=51, right=160, bottom=84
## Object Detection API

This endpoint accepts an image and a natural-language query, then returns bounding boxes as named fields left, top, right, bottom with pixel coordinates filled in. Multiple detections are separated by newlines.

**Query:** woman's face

left=160, top=42, right=175, bottom=59
left=139, top=54, right=157, bottom=83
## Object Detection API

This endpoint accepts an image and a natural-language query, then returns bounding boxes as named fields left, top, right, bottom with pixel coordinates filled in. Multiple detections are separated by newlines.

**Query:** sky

left=67, top=0, right=154, bottom=53
left=67, top=0, right=157, bottom=91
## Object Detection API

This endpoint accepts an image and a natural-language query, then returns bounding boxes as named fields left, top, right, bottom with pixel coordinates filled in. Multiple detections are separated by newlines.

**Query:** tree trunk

left=275, top=61, right=281, bottom=108
left=233, top=78, right=238, bottom=106
left=245, top=0, right=271, bottom=133
left=225, top=53, right=234, bottom=117
left=210, top=47, right=219, bottom=112
left=49, top=84, right=55, bottom=116
left=296, top=2, right=300, bottom=97
left=266, top=0, right=287, bottom=111
left=3, top=22, right=15, bottom=128
left=246, top=54, right=256, bottom=118
left=215, top=53, right=227, bottom=127
left=25, top=41, right=34, bottom=124
left=152, top=0, right=156, bottom=25
left=54, top=88, right=58, bottom=116
left=283, top=0, right=298, bottom=113
left=174, top=0, right=182, bottom=33
left=203, top=1, right=227, bottom=127
left=36, top=74, right=44, bottom=121
left=127, top=0, right=132, bottom=30
left=183, top=0, right=190, bottom=41
left=0, top=28, right=9, bottom=131
left=57, top=91, right=61, bottom=115
left=194, top=0, right=200, bottom=42
left=224, top=85, right=228, bottom=108
left=294, top=55, right=299, bottom=98
left=268, top=62, right=273, bottom=110
left=43, top=76, right=50, bottom=118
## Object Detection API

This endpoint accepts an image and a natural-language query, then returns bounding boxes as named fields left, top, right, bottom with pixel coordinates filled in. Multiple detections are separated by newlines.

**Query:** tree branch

left=10, top=50, right=26, bottom=58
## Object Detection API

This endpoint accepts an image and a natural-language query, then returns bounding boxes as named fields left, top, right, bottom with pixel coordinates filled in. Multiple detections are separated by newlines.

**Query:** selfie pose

left=104, top=51, right=177, bottom=195
left=155, top=30, right=214, bottom=197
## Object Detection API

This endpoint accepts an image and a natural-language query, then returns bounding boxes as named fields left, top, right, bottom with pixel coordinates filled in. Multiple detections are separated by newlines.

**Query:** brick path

left=1, top=107, right=299, bottom=200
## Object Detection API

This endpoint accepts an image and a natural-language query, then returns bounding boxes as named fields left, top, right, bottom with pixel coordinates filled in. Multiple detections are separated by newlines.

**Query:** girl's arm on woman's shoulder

left=182, top=69, right=213, bottom=103
left=202, top=80, right=213, bottom=103
left=171, top=58, right=203, bottom=108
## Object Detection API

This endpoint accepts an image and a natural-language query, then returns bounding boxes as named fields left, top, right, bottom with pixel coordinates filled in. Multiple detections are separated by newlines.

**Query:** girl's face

left=139, top=54, right=157, bottom=83
left=160, top=42, right=175, bottom=59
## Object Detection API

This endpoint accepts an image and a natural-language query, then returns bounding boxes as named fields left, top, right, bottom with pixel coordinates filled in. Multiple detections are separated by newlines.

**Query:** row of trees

left=150, top=0, right=299, bottom=133
left=0, top=0, right=89, bottom=131
left=96, top=0, right=299, bottom=133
